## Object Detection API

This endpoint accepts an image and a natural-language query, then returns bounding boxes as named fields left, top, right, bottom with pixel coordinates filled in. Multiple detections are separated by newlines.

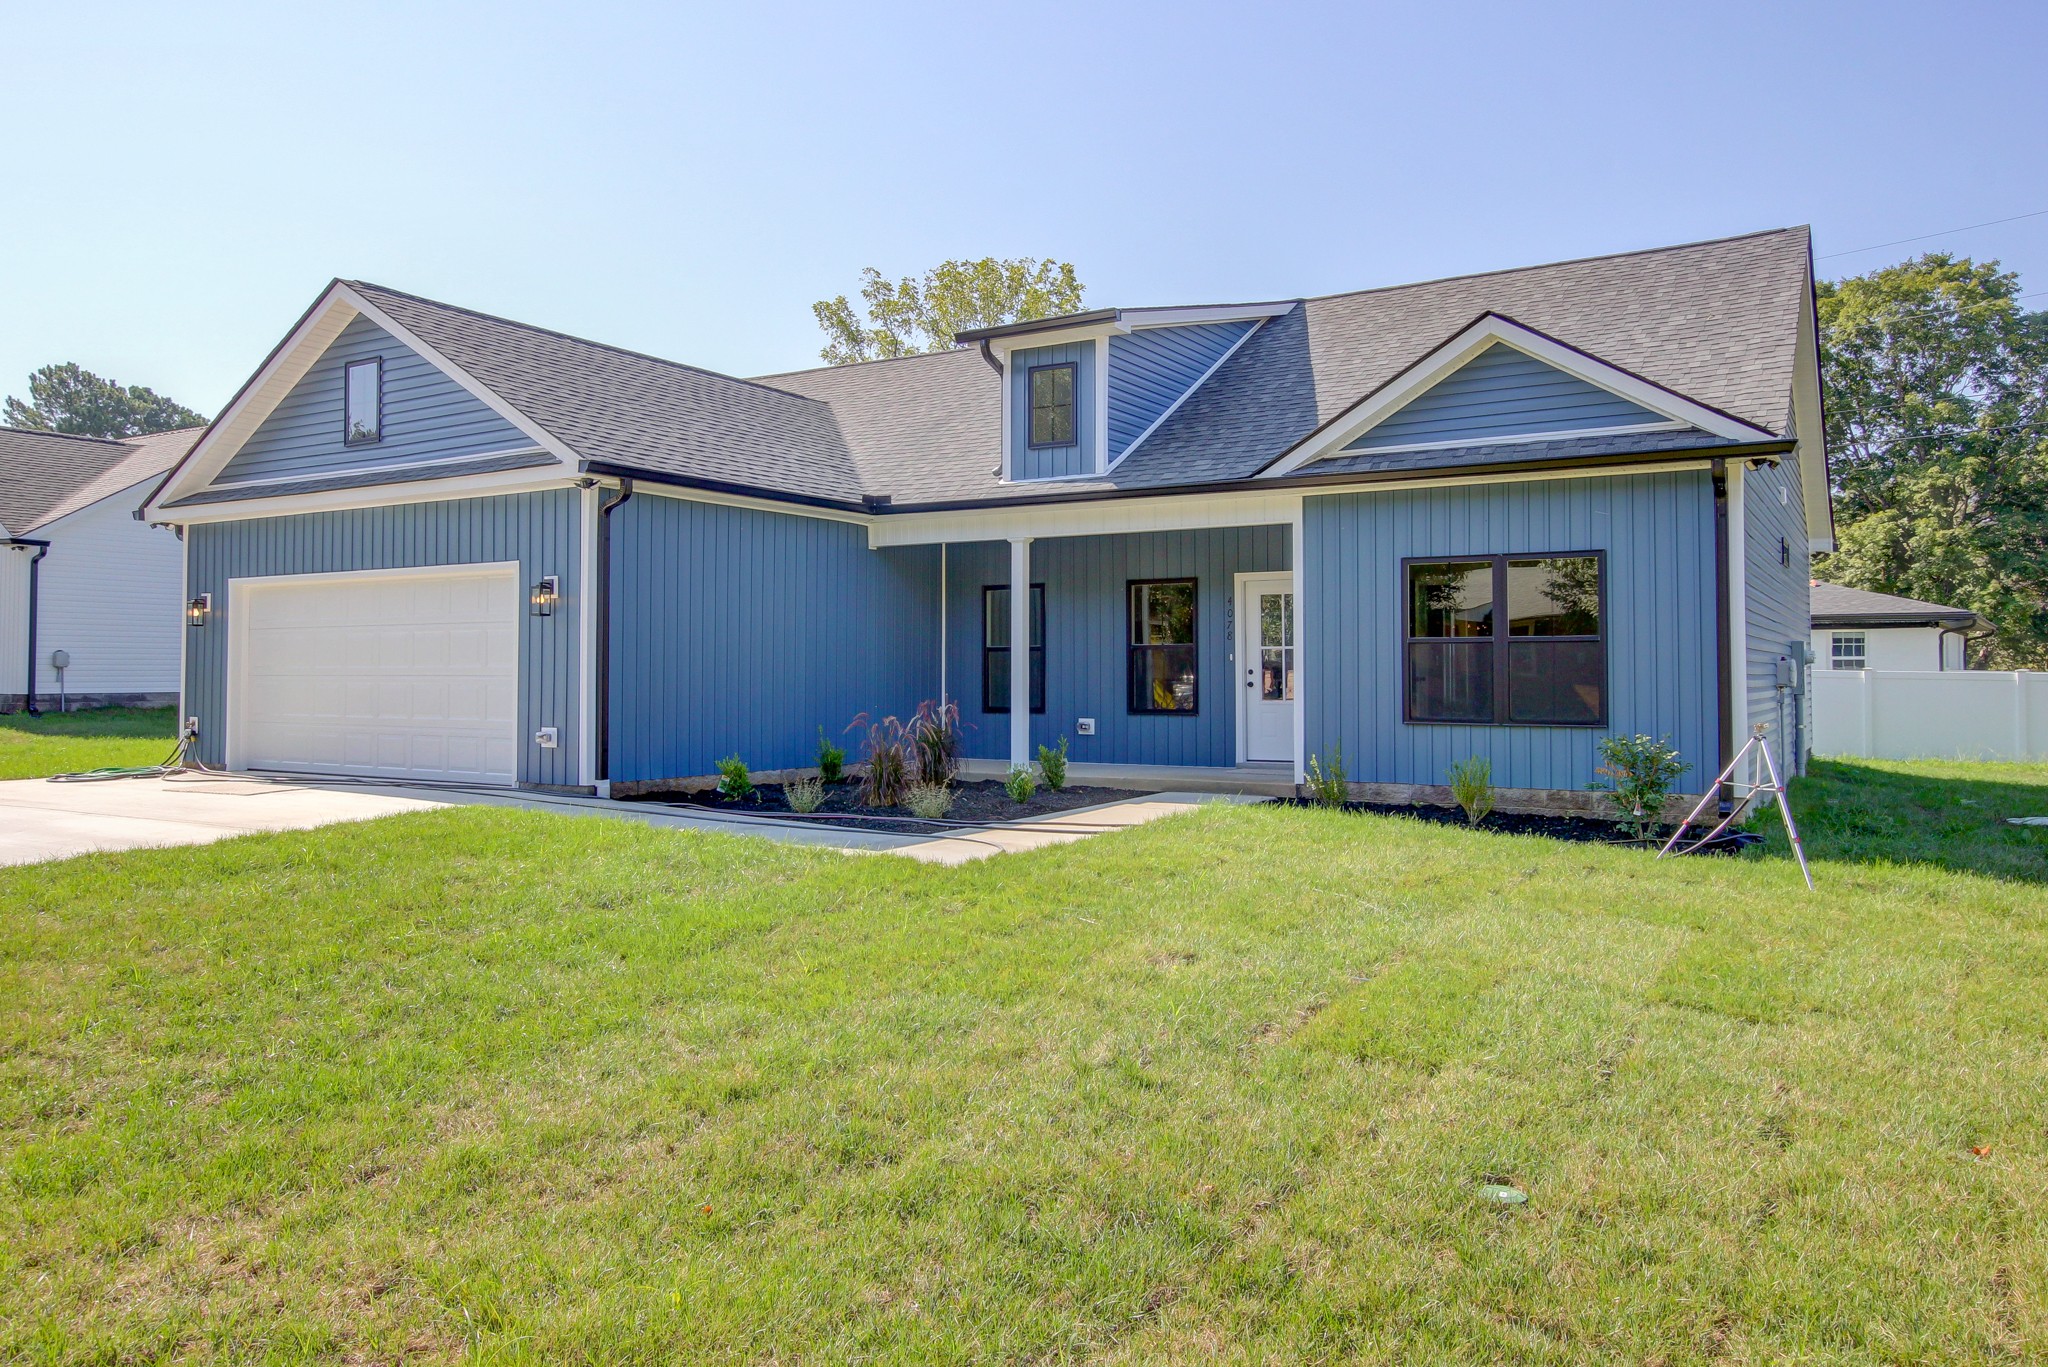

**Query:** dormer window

left=1028, top=362, right=1076, bottom=448
left=344, top=357, right=382, bottom=445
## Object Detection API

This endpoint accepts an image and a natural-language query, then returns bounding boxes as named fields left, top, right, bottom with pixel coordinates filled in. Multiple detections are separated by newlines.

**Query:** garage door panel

left=234, top=567, right=519, bottom=786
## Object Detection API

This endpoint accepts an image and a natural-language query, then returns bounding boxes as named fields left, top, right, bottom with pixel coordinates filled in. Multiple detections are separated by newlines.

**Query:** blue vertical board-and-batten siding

left=1344, top=343, right=1669, bottom=451
left=214, top=314, right=532, bottom=487
left=607, top=493, right=938, bottom=783
left=1742, top=452, right=1811, bottom=766
left=1105, top=322, right=1253, bottom=461
left=182, top=489, right=586, bottom=786
left=943, top=526, right=1291, bottom=767
left=1303, top=472, right=1719, bottom=792
left=1009, top=341, right=1096, bottom=481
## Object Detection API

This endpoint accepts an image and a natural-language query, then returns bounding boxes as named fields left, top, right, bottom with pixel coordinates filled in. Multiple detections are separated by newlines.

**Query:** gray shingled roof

left=1, top=426, right=201, bottom=535
left=1810, top=581, right=1979, bottom=627
left=314, top=229, right=1807, bottom=511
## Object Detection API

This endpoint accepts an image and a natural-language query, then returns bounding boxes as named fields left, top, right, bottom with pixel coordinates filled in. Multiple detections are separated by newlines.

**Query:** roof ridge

left=1298, top=226, right=1812, bottom=308
left=751, top=346, right=983, bottom=382
left=0, top=425, right=134, bottom=449
left=343, top=280, right=828, bottom=406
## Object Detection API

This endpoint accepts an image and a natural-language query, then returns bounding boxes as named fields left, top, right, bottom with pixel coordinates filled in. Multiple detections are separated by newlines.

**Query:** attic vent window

left=344, top=357, right=382, bottom=445
left=1028, top=362, right=1077, bottom=448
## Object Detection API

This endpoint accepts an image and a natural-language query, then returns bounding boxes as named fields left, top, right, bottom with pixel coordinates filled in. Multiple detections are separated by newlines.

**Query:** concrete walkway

left=0, top=772, right=1264, bottom=869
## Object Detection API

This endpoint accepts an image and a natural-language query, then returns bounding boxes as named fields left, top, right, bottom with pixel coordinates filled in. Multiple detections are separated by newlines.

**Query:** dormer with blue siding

left=1106, top=322, right=1254, bottom=464
left=1008, top=340, right=1097, bottom=481
left=211, top=314, right=535, bottom=488
left=1342, top=341, right=1674, bottom=453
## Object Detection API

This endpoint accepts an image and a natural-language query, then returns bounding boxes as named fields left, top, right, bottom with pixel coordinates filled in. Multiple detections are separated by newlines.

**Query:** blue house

left=142, top=228, right=1830, bottom=809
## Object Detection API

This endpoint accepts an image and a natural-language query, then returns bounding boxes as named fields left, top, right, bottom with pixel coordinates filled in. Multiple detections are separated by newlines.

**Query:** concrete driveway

left=0, top=772, right=1265, bottom=870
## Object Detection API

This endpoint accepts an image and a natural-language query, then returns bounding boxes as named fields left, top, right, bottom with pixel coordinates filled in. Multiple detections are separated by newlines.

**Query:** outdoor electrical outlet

left=535, top=727, right=559, bottom=749
left=1077, top=718, right=1096, bottom=736
left=184, top=717, right=200, bottom=740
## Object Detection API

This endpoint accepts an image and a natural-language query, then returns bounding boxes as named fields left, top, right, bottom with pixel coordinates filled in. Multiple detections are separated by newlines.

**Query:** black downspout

left=594, top=479, right=634, bottom=788
left=1710, top=459, right=1733, bottom=810
left=9, top=540, right=52, bottom=716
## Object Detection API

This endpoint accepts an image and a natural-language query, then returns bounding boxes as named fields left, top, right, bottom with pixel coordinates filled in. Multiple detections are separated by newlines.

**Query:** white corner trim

left=999, top=347, right=1014, bottom=483
left=1109, top=318, right=1268, bottom=471
left=577, top=483, right=599, bottom=789
left=1290, top=502, right=1306, bottom=786
left=1093, top=335, right=1110, bottom=476
left=1260, top=314, right=1774, bottom=479
left=1726, top=461, right=1750, bottom=769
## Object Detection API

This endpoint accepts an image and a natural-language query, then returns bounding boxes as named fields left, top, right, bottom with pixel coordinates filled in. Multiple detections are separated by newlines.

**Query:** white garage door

left=230, top=565, right=520, bottom=786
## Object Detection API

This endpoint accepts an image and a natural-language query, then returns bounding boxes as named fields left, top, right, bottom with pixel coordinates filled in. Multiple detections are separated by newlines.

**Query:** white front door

left=1237, top=573, right=1295, bottom=763
left=229, top=564, right=521, bottom=786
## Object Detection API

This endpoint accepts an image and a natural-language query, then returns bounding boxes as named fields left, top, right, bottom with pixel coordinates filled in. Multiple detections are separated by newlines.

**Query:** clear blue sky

left=4, top=0, right=2045, bottom=417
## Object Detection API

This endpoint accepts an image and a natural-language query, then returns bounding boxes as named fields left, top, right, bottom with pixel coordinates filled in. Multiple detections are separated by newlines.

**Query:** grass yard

left=0, top=707, right=178, bottom=781
left=3, top=758, right=2046, bottom=1362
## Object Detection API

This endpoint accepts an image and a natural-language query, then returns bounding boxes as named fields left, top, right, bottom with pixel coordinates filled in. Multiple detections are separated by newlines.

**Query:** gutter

left=4, top=538, right=52, bottom=715
left=592, top=478, right=634, bottom=792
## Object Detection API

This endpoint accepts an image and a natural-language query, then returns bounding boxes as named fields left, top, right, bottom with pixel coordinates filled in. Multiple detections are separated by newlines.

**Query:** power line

left=1818, top=209, right=2048, bottom=260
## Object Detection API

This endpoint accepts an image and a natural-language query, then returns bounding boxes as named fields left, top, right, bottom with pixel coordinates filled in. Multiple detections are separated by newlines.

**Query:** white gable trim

left=1312, top=420, right=1688, bottom=460
left=1109, top=317, right=1268, bottom=472
left=1259, top=314, right=1774, bottom=479
left=144, top=283, right=576, bottom=517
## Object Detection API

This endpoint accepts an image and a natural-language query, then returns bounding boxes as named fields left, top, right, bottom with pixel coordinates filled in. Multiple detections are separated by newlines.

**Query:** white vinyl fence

left=1813, top=669, right=2048, bottom=761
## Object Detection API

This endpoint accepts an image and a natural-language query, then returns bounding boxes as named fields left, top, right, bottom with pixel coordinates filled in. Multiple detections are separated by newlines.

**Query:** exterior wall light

left=186, top=593, right=212, bottom=627
left=529, top=575, right=560, bottom=617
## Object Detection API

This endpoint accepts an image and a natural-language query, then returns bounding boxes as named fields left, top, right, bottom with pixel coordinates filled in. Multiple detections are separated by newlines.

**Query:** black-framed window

left=1404, top=553, right=1605, bottom=726
left=1128, top=579, right=1197, bottom=714
left=983, top=584, right=1045, bottom=713
left=1027, top=363, right=1077, bottom=448
left=344, top=357, right=382, bottom=445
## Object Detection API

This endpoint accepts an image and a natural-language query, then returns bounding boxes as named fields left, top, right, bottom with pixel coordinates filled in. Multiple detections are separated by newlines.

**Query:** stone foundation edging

left=1314, top=781, right=1705, bottom=822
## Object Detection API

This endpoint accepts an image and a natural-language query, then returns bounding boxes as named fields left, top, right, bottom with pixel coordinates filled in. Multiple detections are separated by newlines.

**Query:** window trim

left=1400, top=551, right=1607, bottom=728
left=343, top=355, right=384, bottom=447
left=1830, top=631, right=1867, bottom=671
left=1026, top=362, right=1079, bottom=450
left=981, top=583, right=1046, bottom=715
left=1126, top=577, right=1200, bottom=717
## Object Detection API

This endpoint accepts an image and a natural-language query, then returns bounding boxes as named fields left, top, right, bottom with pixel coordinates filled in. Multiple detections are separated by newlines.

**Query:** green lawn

left=0, top=707, right=178, bottom=780
left=3, top=758, right=2045, bottom=1362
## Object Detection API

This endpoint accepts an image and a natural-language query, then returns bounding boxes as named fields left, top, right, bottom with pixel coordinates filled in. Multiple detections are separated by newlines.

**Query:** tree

left=4, top=362, right=207, bottom=438
left=1814, top=254, right=2048, bottom=667
left=812, top=257, right=1085, bottom=365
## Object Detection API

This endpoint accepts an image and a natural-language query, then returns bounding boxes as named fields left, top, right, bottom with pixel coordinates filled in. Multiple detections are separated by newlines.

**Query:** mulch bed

left=627, top=779, right=1150, bottom=837
left=1279, top=797, right=1639, bottom=845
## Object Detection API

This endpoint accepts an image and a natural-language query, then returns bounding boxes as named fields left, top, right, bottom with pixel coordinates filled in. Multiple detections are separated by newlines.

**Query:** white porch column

left=1009, top=535, right=1032, bottom=767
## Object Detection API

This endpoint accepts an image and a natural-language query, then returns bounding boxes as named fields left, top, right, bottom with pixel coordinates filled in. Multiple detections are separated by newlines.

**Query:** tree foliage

left=1814, top=254, right=2048, bottom=667
left=4, top=362, right=207, bottom=438
left=812, top=257, right=1085, bottom=365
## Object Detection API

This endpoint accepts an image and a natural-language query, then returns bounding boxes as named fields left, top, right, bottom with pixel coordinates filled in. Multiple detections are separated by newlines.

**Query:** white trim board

left=1260, top=313, right=1775, bottom=479
left=203, top=445, right=550, bottom=491
left=156, top=469, right=582, bottom=525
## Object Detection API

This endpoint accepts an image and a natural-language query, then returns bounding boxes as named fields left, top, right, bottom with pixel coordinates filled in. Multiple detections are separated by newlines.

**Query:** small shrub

left=1005, top=765, right=1038, bottom=803
left=816, top=727, right=845, bottom=785
left=846, top=713, right=909, bottom=808
left=1447, top=756, right=1495, bottom=826
left=1036, top=736, right=1070, bottom=791
left=785, top=774, right=826, bottom=813
left=1306, top=746, right=1349, bottom=808
left=1592, top=734, right=1690, bottom=840
left=904, top=781, right=955, bottom=820
left=904, top=699, right=963, bottom=786
left=715, top=754, right=754, bottom=802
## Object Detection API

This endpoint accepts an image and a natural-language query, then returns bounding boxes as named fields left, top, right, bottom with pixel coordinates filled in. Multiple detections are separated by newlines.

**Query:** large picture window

left=1128, top=579, right=1197, bottom=714
left=1404, top=553, right=1605, bottom=726
left=983, top=584, right=1045, bottom=713
left=1027, top=363, right=1077, bottom=448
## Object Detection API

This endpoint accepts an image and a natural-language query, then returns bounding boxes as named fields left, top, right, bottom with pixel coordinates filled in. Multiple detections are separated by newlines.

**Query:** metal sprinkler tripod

left=1657, top=725, right=1814, bottom=891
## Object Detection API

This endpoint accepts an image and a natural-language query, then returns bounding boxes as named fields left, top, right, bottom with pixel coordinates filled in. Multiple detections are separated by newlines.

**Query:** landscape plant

left=1591, top=734, right=1690, bottom=840
left=1004, top=765, right=1038, bottom=803
left=1447, top=756, right=1496, bottom=826
left=1306, top=746, right=1349, bottom=808
left=784, top=774, right=826, bottom=814
left=1036, top=736, right=1069, bottom=791
left=715, top=754, right=754, bottom=802
left=903, top=699, right=962, bottom=786
left=845, top=713, right=910, bottom=807
left=816, top=727, right=845, bottom=785
left=903, top=781, right=955, bottom=820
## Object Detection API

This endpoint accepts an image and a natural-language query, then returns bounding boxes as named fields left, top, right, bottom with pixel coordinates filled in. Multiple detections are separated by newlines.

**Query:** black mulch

left=627, top=779, right=1150, bottom=836
left=1280, top=798, right=1654, bottom=846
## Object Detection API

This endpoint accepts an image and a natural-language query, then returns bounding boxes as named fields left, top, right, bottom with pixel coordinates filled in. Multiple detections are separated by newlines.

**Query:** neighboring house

left=1810, top=581, right=1984, bottom=671
left=2, top=426, right=201, bottom=712
left=141, top=227, right=1830, bottom=807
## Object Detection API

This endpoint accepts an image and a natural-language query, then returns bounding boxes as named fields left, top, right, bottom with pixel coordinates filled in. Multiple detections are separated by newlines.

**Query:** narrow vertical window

left=983, top=584, right=1045, bottom=713
left=1128, top=579, right=1198, bottom=713
left=344, top=357, right=382, bottom=445
left=1831, top=632, right=1866, bottom=670
left=1028, top=363, right=1077, bottom=448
